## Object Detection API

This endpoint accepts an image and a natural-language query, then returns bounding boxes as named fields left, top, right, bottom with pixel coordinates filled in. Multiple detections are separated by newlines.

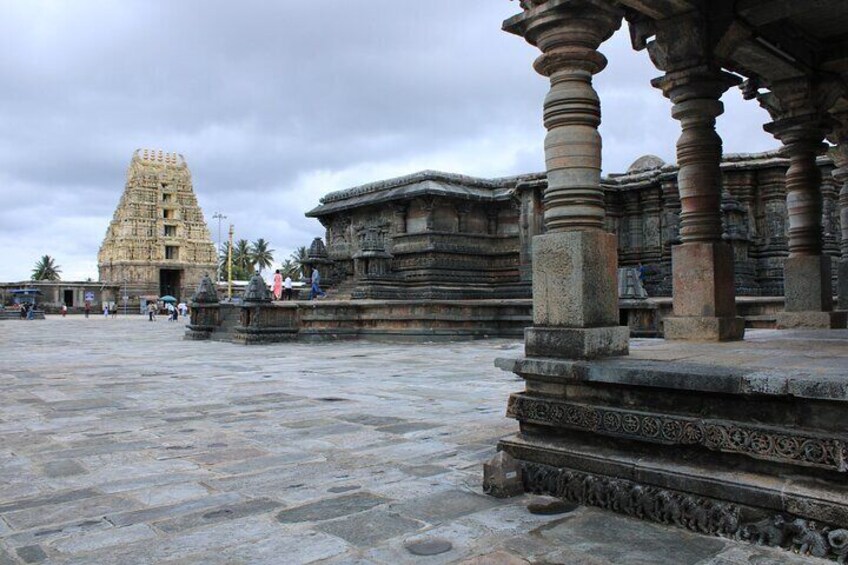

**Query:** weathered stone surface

left=524, top=326, right=629, bottom=359
left=405, top=537, right=453, bottom=556
left=670, top=242, right=738, bottom=318
left=316, top=509, right=422, bottom=547
left=776, top=310, right=847, bottom=329
left=839, top=259, right=848, bottom=311
left=783, top=255, right=833, bottom=312
left=392, top=490, right=499, bottom=523
left=275, top=493, right=387, bottom=524
left=154, top=498, right=283, bottom=533
left=483, top=451, right=523, bottom=499
left=531, top=232, right=619, bottom=328
left=15, top=545, right=46, bottom=564
left=663, top=315, right=745, bottom=341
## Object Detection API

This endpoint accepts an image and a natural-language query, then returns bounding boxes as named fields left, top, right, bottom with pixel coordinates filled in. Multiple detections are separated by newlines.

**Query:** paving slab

left=0, top=317, right=837, bottom=564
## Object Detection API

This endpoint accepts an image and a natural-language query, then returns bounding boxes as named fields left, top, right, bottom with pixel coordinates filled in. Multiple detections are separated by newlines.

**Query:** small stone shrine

left=98, top=149, right=217, bottom=303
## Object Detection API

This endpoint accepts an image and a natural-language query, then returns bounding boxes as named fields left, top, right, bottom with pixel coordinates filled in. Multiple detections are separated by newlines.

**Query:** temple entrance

left=159, top=269, right=182, bottom=299
left=63, top=289, right=74, bottom=307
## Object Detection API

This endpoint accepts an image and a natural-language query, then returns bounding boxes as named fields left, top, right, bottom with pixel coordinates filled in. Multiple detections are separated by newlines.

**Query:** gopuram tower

left=98, top=149, right=217, bottom=303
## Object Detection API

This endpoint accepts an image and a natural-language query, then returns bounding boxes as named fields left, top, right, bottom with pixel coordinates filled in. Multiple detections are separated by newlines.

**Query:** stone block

left=524, top=326, right=629, bottom=359
left=483, top=451, right=523, bottom=499
left=531, top=231, right=618, bottom=327
left=663, top=315, right=745, bottom=341
left=776, top=310, right=848, bottom=329
left=783, top=254, right=832, bottom=312
left=838, top=259, right=848, bottom=311
left=671, top=242, right=736, bottom=318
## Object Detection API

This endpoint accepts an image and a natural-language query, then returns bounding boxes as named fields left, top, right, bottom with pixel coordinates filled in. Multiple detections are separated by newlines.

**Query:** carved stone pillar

left=421, top=197, right=435, bottom=232
left=651, top=68, right=744, bottom=339
left=505, top=0, right=627, bottom=359
left=759, top=80, right=845, bottom=328
left=486, top=209, right=499, bottom=235
left=456, top=202, right=471, bottom=233
left=831, top=119, right=848, bottom=311
left=392, top=203, right=408, bottom=235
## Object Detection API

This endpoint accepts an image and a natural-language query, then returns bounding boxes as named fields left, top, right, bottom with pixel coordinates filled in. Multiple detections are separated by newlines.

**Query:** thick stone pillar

left=652, top=66, right=745, bottom=340
left=760, top=81, right=845, bottom=328
left=506, top=0, right=627, bottom=359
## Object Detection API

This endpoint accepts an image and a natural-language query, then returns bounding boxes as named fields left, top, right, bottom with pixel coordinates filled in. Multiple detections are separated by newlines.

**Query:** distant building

left=0, top=280, right=118, bottom=314
left=98, top=149, right=217, bottom=303
left=305, top=152, right=842, bottom=300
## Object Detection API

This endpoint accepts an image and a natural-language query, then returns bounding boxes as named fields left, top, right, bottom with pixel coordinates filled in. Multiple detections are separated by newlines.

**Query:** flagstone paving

left=0, top=316, right=826, bottom=564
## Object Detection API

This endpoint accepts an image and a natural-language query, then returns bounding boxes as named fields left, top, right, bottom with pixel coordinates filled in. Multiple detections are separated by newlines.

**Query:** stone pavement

left=0, top=317, right=827, bottom=564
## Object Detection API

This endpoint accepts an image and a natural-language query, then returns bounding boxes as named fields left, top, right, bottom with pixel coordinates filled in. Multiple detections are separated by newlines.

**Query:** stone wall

left=307, top=152, right=842, bottom=299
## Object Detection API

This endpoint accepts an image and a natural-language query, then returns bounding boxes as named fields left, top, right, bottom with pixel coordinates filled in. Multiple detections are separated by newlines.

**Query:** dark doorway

left=160, top=269, right=182, bottom=299
left=63, top=289, right=74, bottom=307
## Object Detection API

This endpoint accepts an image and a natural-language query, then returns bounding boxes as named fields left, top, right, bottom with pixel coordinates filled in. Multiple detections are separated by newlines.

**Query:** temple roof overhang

left=306, top=170, right=546, bottom=217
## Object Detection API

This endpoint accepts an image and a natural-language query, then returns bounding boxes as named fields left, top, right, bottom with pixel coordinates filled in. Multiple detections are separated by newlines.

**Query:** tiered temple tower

left=98, top=149, right=217, bottom=302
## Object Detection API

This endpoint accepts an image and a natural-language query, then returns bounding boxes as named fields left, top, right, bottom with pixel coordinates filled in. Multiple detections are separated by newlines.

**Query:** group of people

left=147, top=301, right=188, bottom=321
left=271, top=268, right=326, bottom=301
left=271, top=270, right=295, bottom=301
left=18, top=303, right=35, bottom=320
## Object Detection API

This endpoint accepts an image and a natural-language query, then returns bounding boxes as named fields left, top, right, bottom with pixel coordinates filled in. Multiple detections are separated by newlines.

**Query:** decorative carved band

left=521, top=461, right=847, bottom=561
left=507, top=394, right=848, bottom=472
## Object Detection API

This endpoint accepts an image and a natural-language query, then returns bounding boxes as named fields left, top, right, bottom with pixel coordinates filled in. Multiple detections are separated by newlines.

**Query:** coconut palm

left=279, top=259, right=299, bottom=278
left=218, top=241, right=252, bottom=281
left=31, top=255, right=61, bottom=281
left=233, top=239, right=253, bottom=277
left=290, top=246, right=309, bottom=279
left=250, top=238, right=275, bottom=273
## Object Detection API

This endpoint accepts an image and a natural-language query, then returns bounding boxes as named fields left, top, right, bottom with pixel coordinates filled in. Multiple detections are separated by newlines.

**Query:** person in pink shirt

left=272, top=269, right=283, bottom=301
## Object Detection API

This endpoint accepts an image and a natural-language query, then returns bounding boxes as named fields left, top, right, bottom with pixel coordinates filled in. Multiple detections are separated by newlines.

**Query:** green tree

left=218, top=241, right=251, bottom=281
left=31, top=255, right=61, bottom=281
left=279, top=259, right=299, bottom=278
left=250, top=238, right=275, bottom=273
left=290, top=246, right=309, bottom=280
left=233, top=239, right=253, bottom=279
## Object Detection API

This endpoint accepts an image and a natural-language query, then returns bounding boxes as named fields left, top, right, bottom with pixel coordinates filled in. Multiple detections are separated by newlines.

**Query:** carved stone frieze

left=521, top=461, right=848, bottom=561
left=507, top=394, right=848, bottom=472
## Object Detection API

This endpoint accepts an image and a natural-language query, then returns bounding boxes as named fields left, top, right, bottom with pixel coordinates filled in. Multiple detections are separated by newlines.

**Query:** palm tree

left=250, top=238, right=275, bottom=273
left=233, top=239, right=253, bottom=279
left=279, top=259, right=299, bottom=278
left=290, top=246, right=309, bottom=280
left=218, top=241, right=252, bottom=281
left=31, top=255, right=61, bottom=281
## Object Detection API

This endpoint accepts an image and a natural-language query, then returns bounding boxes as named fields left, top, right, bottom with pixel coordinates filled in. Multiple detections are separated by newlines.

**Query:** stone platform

left=0, top=317, right=823, bottom=564
left=496, top=329, right=848, bottom=561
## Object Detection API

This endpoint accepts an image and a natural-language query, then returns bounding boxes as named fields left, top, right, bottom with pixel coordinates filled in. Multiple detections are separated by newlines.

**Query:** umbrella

left=160, top=295, right=177, bottom=303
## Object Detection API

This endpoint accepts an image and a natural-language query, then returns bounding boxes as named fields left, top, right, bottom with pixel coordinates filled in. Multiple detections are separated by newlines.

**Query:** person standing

left=147, top=302, right=156, bottom=321
left=284, top=275, right=293, bottom=301
left=61, top=303, right=67, bottom=317
left=84, top=302, right=91, bottom=318
left=309, top=268, right=326, bottom=300
left=103, top=303, right=109, bottom=318
left=272, top=269, right=283, bottom=301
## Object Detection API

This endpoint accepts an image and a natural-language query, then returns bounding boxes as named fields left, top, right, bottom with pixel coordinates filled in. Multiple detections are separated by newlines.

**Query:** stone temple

left=98, top=149, right=217, bottom=302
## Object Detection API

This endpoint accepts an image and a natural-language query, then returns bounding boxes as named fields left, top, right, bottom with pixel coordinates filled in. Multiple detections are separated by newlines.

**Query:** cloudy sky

left=0, top=0, right=779, bottom=282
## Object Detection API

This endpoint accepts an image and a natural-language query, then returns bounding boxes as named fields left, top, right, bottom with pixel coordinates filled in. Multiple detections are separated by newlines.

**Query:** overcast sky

left=0, top=0, right=779, bottom=282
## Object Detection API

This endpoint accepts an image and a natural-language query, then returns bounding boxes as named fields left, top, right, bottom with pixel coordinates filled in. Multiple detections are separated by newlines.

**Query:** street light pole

left=227, top=223, right=234, bottom=301
left=212, top=212, right=227, bottom=282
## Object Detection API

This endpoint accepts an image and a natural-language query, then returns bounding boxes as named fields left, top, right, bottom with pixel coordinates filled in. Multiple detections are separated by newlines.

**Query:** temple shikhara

left=98, top=149, right=217, bottom=302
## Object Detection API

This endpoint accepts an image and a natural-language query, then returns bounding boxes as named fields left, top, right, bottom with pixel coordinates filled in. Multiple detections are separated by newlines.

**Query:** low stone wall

left=185, top=297, right=792, bottom=344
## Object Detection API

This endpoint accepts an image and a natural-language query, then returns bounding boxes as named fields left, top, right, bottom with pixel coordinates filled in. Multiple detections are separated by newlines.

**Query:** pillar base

left=784, top=255, right=832, bottom=312
left=776, top=311, right=848, bottom=330
left=525, top=326, right=629, bottom=360
left=663, top=316, right=745, bottom=341
left=838, top=259, right=848, bottom=311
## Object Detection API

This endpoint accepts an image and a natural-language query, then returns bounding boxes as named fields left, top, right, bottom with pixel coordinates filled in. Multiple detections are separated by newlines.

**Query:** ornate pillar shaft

left=758, top=79, right=844, bottom=327
left=651, top=63, right=744, bottom=340
left=392, top=203, right=407, bottom=235
left=506, top=0, right=628, bottom=359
